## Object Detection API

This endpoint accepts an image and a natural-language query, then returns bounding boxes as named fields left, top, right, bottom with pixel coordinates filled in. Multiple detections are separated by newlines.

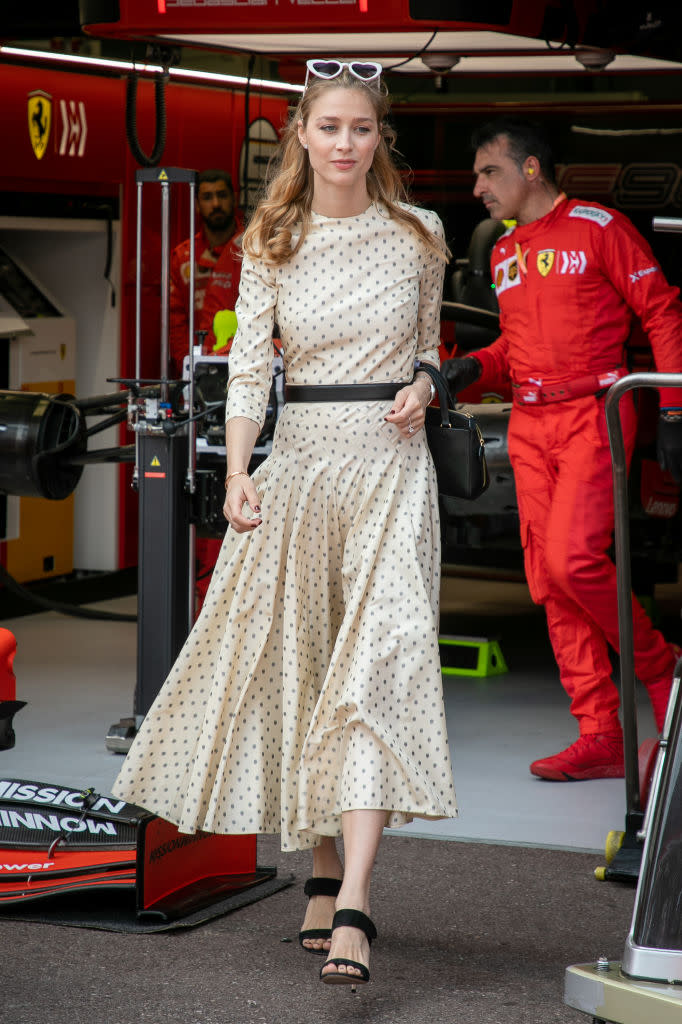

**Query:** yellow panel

left=6, top=494, right=75, bottom=583
left=4, top=379, right=76, bottom=583
left=21, top=380, right=75, bottom=395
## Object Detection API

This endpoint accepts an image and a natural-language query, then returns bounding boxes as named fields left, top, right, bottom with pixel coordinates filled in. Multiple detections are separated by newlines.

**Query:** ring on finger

left=407, top=416, right=415, bottom=435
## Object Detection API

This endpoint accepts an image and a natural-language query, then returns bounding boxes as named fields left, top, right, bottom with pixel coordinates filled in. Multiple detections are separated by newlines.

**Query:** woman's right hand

left=223, top=474, right=263, bottom=532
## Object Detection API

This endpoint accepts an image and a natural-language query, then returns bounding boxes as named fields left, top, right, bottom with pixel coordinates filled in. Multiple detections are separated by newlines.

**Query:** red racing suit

left=169, top=218, right=243, bottom=378
left=473, top=195, right=682, bottom=734
left=169, top=219, right=243, bottom=610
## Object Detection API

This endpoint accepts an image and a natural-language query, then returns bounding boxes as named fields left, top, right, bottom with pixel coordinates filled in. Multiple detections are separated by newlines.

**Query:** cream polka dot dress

left=112, top=202, right=459, bottom=851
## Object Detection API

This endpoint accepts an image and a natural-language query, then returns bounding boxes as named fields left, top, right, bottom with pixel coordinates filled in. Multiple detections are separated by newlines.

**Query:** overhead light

left=421, top=53, right=461, bottom=73
left=574, top=46, right=616, bottom=71
left=0, top=45, right=303, bottom=94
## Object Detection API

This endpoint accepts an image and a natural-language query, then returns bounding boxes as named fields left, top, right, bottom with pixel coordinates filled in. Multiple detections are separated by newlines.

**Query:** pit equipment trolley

left=564, top=368, right=682, bottom=1023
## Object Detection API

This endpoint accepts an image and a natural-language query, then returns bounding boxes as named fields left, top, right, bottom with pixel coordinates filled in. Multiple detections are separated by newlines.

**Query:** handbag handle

left=415, top=361, right=455, bottom=428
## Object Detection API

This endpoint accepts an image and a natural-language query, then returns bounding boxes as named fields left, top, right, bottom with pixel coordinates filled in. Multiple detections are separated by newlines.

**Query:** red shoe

left=530, top=734, right=624, bottom=781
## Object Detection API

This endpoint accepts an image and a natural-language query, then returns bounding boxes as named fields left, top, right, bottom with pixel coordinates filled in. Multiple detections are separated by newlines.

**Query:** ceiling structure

left=74, top=0, right=682, bottom=79
left=158, top=30, right=682, bottom=78
left=1, top=2, right=681, bottom=93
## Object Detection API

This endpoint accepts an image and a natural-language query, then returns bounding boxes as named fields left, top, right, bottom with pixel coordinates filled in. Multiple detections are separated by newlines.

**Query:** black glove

left=441, top=356, right=482, bottom=397
left=657, top=411, right=682, bottom=484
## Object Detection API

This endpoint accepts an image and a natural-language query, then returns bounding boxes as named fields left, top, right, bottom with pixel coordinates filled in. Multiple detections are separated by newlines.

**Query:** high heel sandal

left=298, top=877, right=342, bottom=955
left=320, top=909, right=377, bottom=987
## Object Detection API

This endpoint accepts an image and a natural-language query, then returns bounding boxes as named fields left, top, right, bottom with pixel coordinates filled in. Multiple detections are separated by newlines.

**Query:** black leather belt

left=284, top=383, right=405, bottom=402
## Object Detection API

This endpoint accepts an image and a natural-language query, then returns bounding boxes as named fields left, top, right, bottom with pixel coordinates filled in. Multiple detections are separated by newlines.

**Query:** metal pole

left=187, top=179, right=197, bottom=494
left=187, top=178, right=197, bottom=632
left=108, top=168, right=199, bottom=751
left=605, top=372, right=682, bottom=823
left=652, top=217, right=682, bottom=233
left=159, top=179, right=171, bottom=405
left=133, top=179, right=143, bottom=488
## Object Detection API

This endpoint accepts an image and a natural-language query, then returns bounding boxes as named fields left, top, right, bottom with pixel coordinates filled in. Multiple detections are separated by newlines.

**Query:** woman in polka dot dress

left=112, top=59, right=458, bottom=987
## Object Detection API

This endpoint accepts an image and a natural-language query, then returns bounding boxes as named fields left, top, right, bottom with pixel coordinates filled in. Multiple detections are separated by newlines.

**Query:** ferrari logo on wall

left=28, top=90, right=52, bottom=160
left=58, top=99, right=87, bottom=157
left=536, top=250, right=555, bottom=277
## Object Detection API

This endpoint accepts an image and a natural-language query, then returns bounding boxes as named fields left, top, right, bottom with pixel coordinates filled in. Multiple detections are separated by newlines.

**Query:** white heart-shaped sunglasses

left=304, top=59, right=383, bottom=91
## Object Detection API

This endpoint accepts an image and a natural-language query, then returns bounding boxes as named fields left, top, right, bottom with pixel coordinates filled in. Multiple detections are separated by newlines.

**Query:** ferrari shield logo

left=536, top=250, right=555, bottom=277
left=28, top=91, right=52, bottom=160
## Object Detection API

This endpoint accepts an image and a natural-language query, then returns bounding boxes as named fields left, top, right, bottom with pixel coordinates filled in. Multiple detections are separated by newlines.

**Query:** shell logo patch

left=493, top=255, right=522, bottom=295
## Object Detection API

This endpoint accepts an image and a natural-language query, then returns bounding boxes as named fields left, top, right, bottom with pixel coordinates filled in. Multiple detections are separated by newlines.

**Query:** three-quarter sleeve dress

left=112, top=202, right=459, bottom=851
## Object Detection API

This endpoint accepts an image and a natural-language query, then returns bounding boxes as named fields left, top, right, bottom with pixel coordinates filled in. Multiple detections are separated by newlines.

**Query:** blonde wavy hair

left=242, top=70, right=448, bottom=265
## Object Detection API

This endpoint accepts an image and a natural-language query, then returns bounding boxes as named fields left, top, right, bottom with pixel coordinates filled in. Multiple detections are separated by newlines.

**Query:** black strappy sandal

left=298, top=877, right=342, bottom=955
left=319, top=908, right=377, bottom=987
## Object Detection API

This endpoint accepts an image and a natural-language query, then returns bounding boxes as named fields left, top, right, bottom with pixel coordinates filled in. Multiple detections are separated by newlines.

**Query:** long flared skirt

left=112, top=401, right=458, bottom=851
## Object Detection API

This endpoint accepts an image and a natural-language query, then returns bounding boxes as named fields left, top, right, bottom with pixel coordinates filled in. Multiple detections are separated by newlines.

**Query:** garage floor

left=2, top=571, right=679, bottom=854
left=1, top=573, right=680, bottom=1024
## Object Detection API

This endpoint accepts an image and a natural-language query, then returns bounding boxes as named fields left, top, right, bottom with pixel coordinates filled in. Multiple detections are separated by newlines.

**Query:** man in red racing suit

left=444, top=117, right=682, bottom=781
left=169, top=170, right=243, bottom=612
left=169, top=169, right=243, bottom=378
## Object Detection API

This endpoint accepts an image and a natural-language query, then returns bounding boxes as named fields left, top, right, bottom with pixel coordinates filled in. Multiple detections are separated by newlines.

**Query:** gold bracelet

left=225, top=470, right=249, bottom=488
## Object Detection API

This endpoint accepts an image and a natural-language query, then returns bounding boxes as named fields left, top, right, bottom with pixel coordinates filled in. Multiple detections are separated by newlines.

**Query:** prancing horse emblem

left=537, top=250, right=555, bottom=277
left=28, top=90, right=52, bottom=160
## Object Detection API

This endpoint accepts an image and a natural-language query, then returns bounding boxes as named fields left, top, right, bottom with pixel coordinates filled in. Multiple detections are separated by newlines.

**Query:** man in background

left=169, top=169, right=243, bottom=610
left=444, top=116, right=682, bottom=781
left=169, top=168, right=242, bottom=377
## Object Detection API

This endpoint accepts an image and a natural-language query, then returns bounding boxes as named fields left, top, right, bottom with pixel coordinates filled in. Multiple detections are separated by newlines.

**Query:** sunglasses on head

left=304, top=59, right=383, bottom=91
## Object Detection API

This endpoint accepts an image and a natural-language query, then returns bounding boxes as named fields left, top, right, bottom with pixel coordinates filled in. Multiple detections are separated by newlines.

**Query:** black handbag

left=416, top=361, right=489, bottom=501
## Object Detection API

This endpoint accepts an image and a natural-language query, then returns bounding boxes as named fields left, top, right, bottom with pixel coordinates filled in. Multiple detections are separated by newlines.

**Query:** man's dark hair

left=471, top=117, right=556, bottom=185
left=198, top=168, right=234, bottom=192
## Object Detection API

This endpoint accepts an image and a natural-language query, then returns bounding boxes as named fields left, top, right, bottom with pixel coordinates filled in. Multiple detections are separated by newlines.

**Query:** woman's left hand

left=384, top=377, right=432, bottom=439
